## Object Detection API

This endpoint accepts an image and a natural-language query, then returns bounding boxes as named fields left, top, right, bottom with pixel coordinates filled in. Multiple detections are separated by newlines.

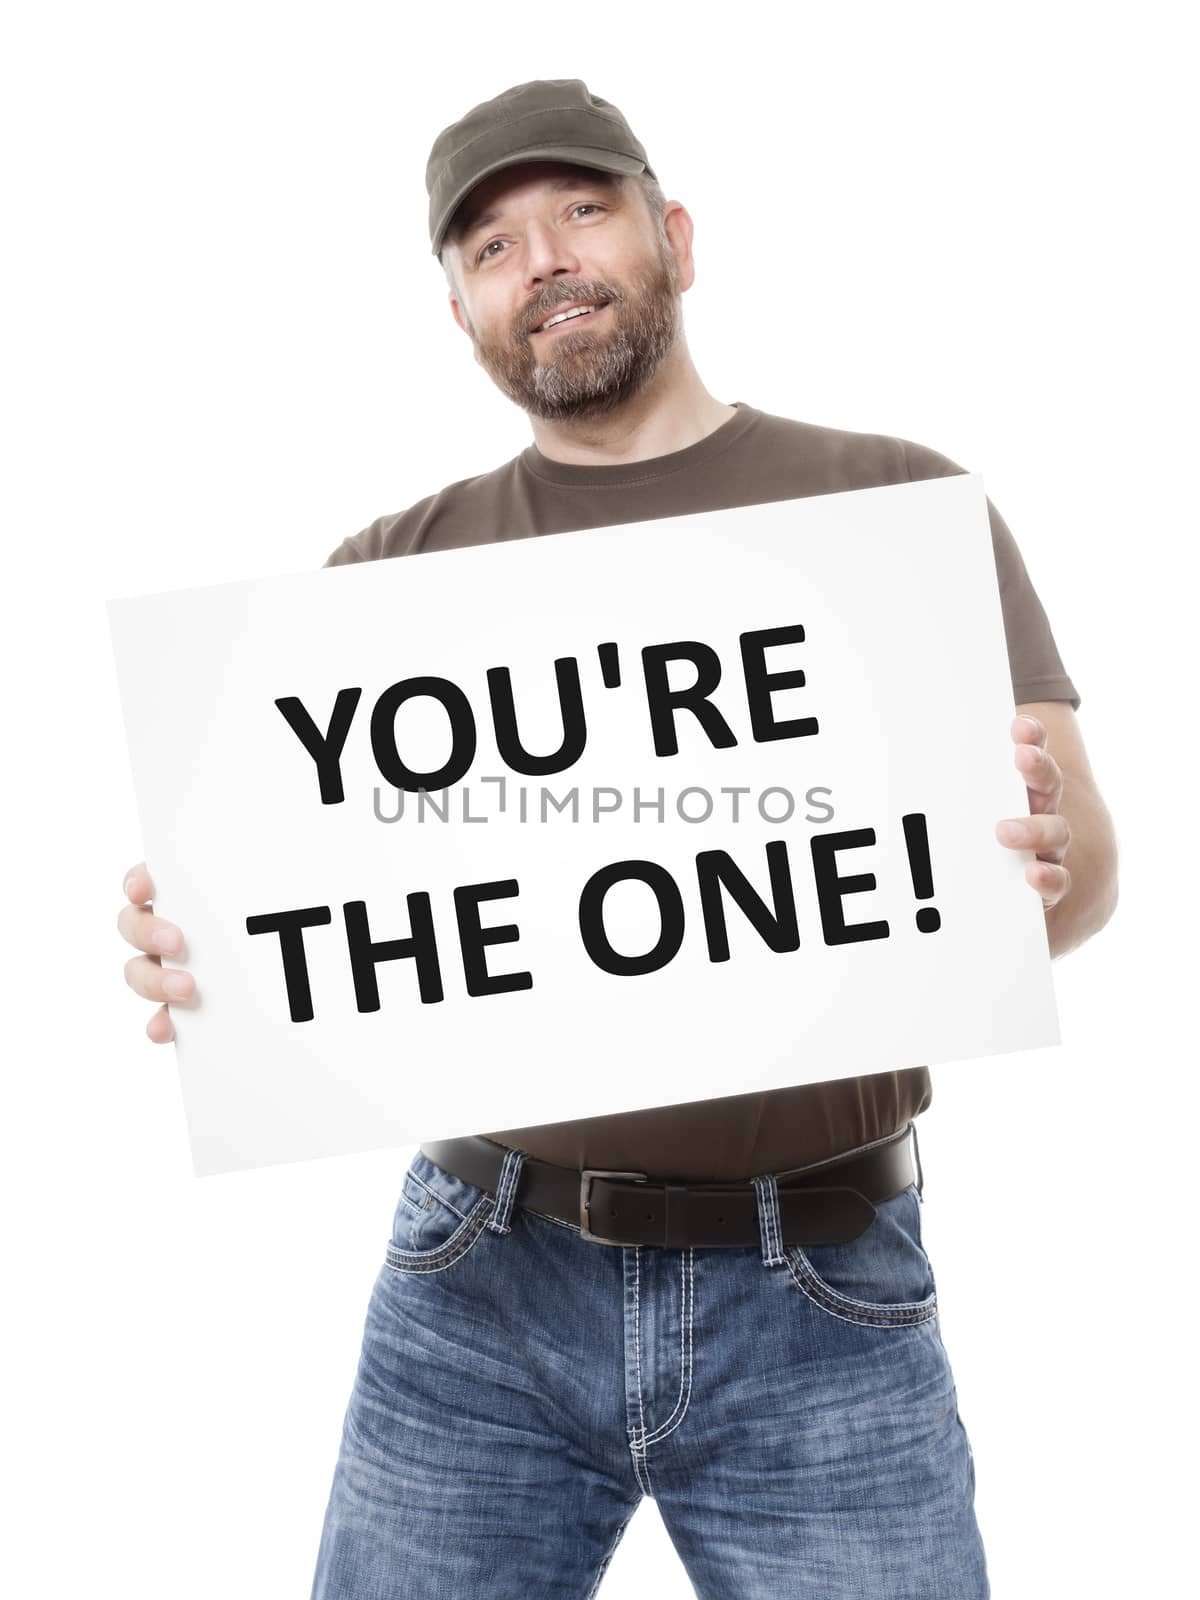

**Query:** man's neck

left=526, top=356, right=737, bottom=468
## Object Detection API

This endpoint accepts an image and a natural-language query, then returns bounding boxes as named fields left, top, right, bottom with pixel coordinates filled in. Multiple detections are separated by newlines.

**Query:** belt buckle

left=580, top=1169, right=649, bottom=1244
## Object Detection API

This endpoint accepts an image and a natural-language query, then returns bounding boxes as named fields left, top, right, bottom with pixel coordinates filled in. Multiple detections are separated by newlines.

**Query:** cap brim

left=431, top=145, right=648, bottom=256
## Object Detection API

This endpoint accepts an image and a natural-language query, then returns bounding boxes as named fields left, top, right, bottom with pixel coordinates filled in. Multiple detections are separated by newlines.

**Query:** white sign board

left=108, top=474, right=1059, bottom=1176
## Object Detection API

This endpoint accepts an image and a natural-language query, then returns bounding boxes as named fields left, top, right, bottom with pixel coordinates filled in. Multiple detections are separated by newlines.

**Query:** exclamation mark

left=902, top=813, right=941, bottom=933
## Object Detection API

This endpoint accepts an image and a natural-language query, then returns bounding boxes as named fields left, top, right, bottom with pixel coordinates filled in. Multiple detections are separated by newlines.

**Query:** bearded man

left=117, top=78, right=1117, bottom=1600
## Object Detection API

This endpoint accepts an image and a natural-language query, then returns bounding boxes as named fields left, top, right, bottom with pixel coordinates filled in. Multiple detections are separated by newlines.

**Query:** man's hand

left=995, top=712, right=1072, bottom=911
left=117, top=861, right=196, bottom=1043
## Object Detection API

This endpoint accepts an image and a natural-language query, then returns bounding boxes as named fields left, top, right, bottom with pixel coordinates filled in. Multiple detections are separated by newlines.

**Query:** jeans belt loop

left=485, top=1145, right=527, bottom=1235
left=753, top=1173, right=787, bottom=1267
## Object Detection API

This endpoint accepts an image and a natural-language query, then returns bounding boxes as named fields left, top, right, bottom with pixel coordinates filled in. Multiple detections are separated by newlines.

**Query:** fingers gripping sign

left=994, top=714, right=1072, bottom=912
left=116, top=860, right=198, bottom=1043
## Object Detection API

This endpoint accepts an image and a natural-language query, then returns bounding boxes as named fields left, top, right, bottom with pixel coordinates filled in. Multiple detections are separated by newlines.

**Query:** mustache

left=521, top=285, right=621, bottom=337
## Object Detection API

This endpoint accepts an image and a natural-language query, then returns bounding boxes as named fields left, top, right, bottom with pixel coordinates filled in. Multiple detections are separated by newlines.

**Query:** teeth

left=538, top=304, right=598, bottom=331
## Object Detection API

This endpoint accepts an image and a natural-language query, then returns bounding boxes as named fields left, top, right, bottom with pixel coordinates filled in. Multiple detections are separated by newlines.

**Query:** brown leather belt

left=418, top=1121, right=923, bottom=1248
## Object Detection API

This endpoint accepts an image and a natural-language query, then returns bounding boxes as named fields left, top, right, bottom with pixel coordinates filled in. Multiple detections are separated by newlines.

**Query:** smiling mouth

left=530, top=302, right=612, bottom=336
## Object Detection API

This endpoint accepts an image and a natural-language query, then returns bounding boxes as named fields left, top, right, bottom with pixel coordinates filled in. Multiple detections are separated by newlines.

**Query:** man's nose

left=522, top=219, right=582, bottom=286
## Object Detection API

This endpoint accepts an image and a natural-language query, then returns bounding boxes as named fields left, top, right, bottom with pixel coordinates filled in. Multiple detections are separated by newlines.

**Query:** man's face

left=443, top=161, right=684, bottom=421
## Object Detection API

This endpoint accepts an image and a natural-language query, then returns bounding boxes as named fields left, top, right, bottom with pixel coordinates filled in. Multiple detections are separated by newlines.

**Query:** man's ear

left=663, top=201, right=697, bottom=295
left=446, top=267, right=474, bottom=338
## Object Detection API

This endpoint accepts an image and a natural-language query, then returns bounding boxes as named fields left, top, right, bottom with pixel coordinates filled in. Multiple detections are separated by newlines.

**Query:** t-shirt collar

left=519, top=401, right=759, bottom=487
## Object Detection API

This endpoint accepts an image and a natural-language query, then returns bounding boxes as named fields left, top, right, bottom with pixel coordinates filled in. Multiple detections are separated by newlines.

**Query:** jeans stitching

left=790, top=1220, right=933, bottom=1311
left=628, top=1247, right=654, bottom=1496
left=634, top=1248, right=650, bottom=1468
left=637, top=1247, right=694, bottom=1447
left=753, top=1174, right=785, bottom=1266
left=784, top=1247, right=938, bottom=1326
left=384, top=1195, right=494, bottom=1273
left=404, top=1167, right=469, bottom=1222
left=486, top=1146, right=525, bottom=1235
left=630, top=1447, right=652, bottom=1496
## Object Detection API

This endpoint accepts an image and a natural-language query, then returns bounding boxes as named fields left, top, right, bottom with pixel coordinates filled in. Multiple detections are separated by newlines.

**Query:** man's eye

left=477, top=205, right=604, bottom=262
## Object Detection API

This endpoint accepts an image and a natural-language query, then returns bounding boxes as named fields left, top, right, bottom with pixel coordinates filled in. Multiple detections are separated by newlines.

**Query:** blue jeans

left=311, top=1138, right=988, bottom=1598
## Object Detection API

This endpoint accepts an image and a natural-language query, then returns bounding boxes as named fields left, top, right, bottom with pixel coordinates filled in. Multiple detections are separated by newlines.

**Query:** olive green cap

left=426, top=78, right=655, bottom=257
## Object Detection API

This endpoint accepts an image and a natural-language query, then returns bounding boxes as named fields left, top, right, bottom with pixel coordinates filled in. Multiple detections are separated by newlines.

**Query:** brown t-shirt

left=324, top=402, right=1080, bottom=1180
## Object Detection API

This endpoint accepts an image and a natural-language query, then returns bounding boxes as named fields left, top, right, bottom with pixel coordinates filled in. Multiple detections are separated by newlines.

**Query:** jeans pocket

left=785, top=1182, right=939, bottom=1328
left=384, top=1151, right=495, bottom=1275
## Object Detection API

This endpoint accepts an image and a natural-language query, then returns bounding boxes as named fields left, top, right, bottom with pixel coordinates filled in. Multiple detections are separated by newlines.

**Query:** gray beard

left=468, top=247, right=682, bottom=422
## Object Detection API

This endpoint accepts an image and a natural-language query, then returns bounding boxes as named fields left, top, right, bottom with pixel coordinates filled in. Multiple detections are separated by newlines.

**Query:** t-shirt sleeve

left=900, top=437, right=1081, bottom=711
left=321, top=503, right=421, bottom=567
left=322, top=533, right=365, bottom=568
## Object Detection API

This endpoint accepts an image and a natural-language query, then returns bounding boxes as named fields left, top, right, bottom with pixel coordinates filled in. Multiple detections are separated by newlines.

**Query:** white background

left=3, top=1, right=1195, bottom=1594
